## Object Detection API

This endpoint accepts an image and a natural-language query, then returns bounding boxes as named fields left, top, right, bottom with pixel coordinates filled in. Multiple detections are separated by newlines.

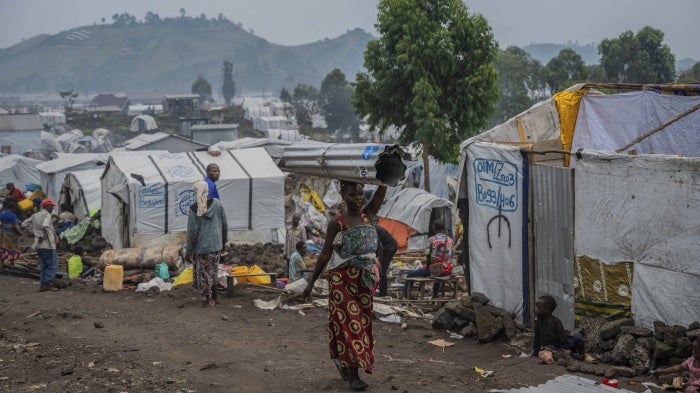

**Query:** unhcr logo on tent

left=473, top=158, right=518, bottom=212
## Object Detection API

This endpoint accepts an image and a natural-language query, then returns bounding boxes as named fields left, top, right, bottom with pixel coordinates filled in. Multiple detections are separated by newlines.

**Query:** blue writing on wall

left=473, top=158, right=519, bottom=212
left=139, top=184, right=165, bottom=208
left=361, top=144, right=380, bottom=160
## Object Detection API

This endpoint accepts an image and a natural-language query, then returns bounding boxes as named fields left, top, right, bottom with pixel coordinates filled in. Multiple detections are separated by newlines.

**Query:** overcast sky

left=1, top=0, right=698, bottom=60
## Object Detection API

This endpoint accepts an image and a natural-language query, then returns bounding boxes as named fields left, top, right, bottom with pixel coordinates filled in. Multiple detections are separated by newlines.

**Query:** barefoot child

left=651, top=337, right=700, bottom=393
left=532, top=295, right=585, bottom=364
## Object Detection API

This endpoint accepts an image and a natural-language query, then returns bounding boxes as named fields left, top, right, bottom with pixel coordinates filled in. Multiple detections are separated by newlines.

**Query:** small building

left=253, top=116, right=296, bottom=132
left=162, top=94, right=199, bottom=115
left=89, top=94, right=130, bottom=115
left=123, top=132, right=208, bottom=153
left=190, top=123, right=239, bottom=145
left=0, top=114, right=45, bottom=155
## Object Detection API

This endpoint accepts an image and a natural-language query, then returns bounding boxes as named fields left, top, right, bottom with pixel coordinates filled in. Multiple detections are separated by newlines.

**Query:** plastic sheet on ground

left=253, top=297, right=282, bottom=310
left=284, top=278, right=308, bottom=296
left=135, top=277, right=173, bottom=292
left=60, top=219, right=99, bottom=245
left=172, top=267, right=193, bottom=286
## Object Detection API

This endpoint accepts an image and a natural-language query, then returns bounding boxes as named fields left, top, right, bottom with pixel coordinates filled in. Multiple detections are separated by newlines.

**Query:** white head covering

left=193, top=180, right=209, bottom=217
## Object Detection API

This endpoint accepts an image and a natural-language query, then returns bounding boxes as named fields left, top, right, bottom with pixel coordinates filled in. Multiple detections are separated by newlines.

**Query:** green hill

left=0, top=18, right=373, bottom=95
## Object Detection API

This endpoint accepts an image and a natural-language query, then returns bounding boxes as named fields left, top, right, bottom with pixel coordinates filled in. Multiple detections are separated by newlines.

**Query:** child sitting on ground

left=651, top=337, right=700, bottom=393
left=532, top=295, right=585, bottom=364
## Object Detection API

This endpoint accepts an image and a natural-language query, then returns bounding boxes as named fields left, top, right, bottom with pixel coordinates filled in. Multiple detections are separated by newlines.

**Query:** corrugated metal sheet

left=490, top=374, right=635, bottom=393
left=531, top=164, right=575, bottom=329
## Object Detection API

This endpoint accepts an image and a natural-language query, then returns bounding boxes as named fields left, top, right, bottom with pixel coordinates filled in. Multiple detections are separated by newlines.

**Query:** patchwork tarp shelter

left=100, top=148, right=285, bottom=249
left=0, top=154, right=42, bottom=189
left=456, top=84, right=700, bottom=329
left=376, top=188, right=453, bottom=251
left=59, top=169, right=104, bottom=221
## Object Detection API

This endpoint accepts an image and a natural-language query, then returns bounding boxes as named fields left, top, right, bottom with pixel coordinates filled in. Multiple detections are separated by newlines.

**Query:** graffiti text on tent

left=473, top=158, right=518, bottom=212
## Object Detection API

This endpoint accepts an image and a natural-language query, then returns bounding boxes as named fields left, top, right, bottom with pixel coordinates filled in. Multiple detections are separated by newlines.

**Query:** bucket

left=103, top=264, right=123, bottom=292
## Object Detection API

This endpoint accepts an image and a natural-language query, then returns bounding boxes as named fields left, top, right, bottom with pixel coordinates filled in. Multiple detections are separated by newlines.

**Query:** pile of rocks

left=432, top=292, right=700, bottom=379
left=431, top=292, right=527, bottom=342
left=222, top=243, right=286, bottom=274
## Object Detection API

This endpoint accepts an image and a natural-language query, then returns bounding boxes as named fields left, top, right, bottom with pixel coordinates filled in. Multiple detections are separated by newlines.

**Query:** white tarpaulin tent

left=59, top=169, right=104, bottom=221
left=101, top=148, right=285, bottom=249
left=36, top=153, right=109, bottom=201
left=0, top=154, right=42, bottom=189
left=464, top=142, right=528, bottom=321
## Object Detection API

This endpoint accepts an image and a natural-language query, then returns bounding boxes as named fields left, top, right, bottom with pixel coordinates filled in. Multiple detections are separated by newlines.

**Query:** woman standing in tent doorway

left=186, top=181, right=227, bottom=307
left=303, top=181, right=387, bottom=391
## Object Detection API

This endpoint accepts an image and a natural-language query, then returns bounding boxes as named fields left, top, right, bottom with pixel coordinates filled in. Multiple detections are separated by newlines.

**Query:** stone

left=578, top=362, right=598, bottom=374
left=663, top=325, right=687, bottom=346
left=653, top=320, right=667, bottom=338
left=620, top=326, right=652, bottom=337
left=610, top=366, right=637, bottom=378
left=629, top=343, right=651, bottom=373
left=688, top=322, right=700, bottom=331
left=432, top=308, right=455, bottom=330
left=599, top=339, right=617, bottom=351
left=452, top=317, right=470, bottom=330
left=611, top=334, right=635, bottom=365
left=462, top=292, right=489, bottom=307
left=593, top=365, right=607, bottom=376
left=482, top=304, right=507, bottom=317
left=636, top=336, right=655, bottom=351
left=654, top=340, right=674, bottom=362
left=475, top=305, right=503, bottom=342
left=566, top=362, right=581, bottom=372
left=460, top=323, right=477, bottom=338
left=686, top=329, right=700, bottom=339
left=675, top=337, right=693, bottom=358
left=509, top=333, right=533, bottom=353
left=604, top=367, right=617, bottom=378
left=444, top=302, right=475, bottom=322
left=599, top=318, right=634, bottom=341
left=93, top=321, right=104, bottom=329
left=502, top=314, right=517, bottom=340
left=579, top=317, right=610, bottom=353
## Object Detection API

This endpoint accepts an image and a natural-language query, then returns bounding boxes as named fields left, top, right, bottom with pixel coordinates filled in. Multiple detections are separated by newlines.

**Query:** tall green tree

left=353, top=0, right=498, bottom=191
left=191, top=74, right=213, bottom=104
left=490, top=46, right=546, bottom=126
left=545, top=48, right=586, bottom=93
left=222, top=61, right=236, bottom=104
left=320, top=69, right=359, bottom=138
left=599, top=26, right=675, bottom=83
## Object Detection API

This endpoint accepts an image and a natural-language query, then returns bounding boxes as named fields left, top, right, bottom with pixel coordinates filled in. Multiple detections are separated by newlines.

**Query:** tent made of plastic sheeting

left=209, top=137, right=291, bottom=164
left=100, top=148, right=285, bottom=249
left=265, top=128, right=302, bottom=142
left=574, top=151, right=700, bottom=329
left=0, top=154, right=42, bottom=189
left=36, top=153, right=110, bottom=201
left=129, top=115, right=158, bottom=132
left=376, top=188, right=453, bottom=252
left=59, top=169, right=103, bottom=221
left=455, top=82, right=700, bottom=329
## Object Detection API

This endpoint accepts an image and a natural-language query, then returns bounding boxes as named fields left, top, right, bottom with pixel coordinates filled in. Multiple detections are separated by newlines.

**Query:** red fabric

left=8, top=189, right=25, bottom=201
left=328, top=266, right=374, bottom=373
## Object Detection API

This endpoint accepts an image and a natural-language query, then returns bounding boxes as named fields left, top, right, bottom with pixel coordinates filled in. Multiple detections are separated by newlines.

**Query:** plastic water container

left=103, top=264, right=123, bottom=292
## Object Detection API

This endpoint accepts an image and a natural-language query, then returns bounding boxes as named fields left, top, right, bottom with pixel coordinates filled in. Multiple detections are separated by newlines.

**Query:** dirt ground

left=0, top=271, right=660, bottom=393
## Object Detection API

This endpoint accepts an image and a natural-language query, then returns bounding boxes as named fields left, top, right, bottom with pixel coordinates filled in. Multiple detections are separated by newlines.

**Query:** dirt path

left=0, top=275, right=655, bottom=393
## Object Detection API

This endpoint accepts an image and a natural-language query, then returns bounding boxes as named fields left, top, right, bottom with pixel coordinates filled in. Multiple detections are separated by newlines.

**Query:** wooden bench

left=226, top=273, right=278, bottom=297
left=405, top=276, right=462, bottom=300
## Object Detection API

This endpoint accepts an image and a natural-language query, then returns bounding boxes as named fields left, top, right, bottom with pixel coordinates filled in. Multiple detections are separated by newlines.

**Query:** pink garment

left=682, top=356, right=700, bottom=392
left=538, top=350, right=554, bottom=365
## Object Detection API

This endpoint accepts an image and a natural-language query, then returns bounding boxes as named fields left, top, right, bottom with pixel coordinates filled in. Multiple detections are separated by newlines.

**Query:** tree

left=545, top=48, right=586, bottom=93
left=279, top=86, right=292, bottom=103
left=490, top=46, right=546, bottom=126
left=599, top=26, right=675, bottom=83
left=222, top=61, right=236, bottom=104
left=191, top=74, right=213, bottom=104
left=320, top=69, right=359, bottom=138
left=353, top=0, right=498, bottom=191
left=678, top=61, right=700, bottom=83
left=291, top=83, right=319, bottom=129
